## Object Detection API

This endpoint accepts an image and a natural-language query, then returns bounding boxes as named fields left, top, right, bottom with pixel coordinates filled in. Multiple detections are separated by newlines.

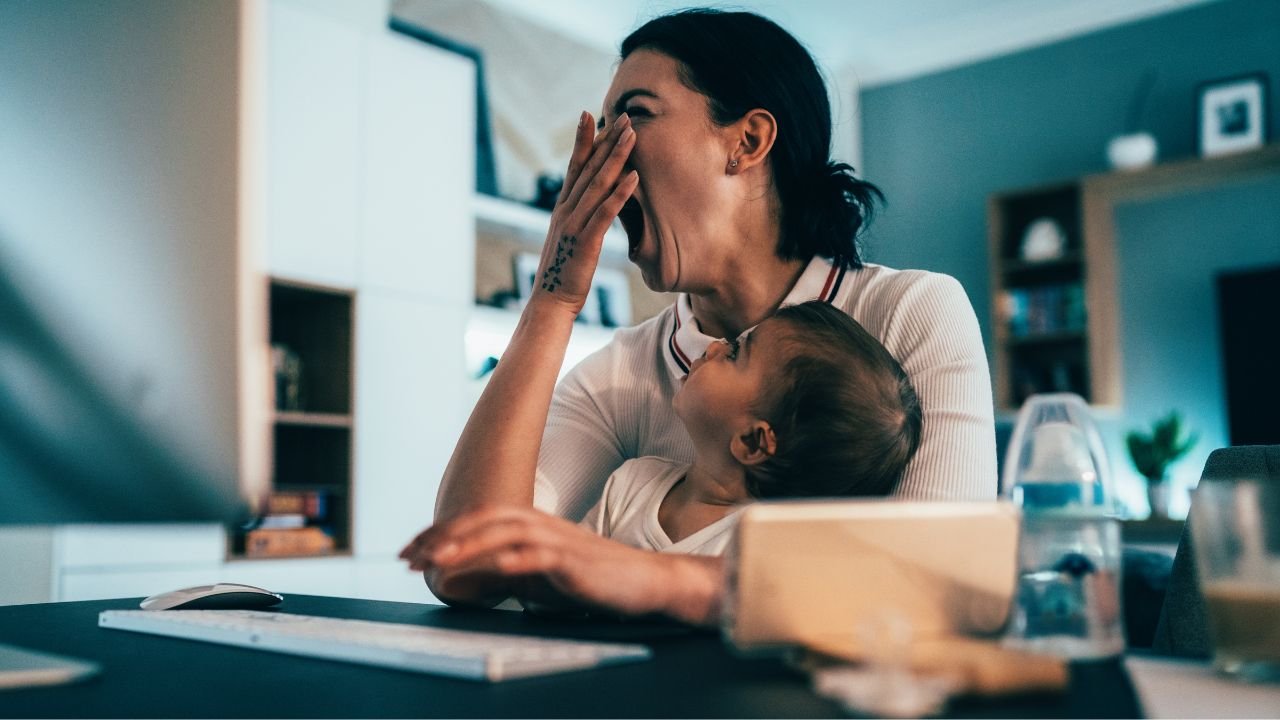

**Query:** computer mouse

left=140, top=583, right=284, bottom=611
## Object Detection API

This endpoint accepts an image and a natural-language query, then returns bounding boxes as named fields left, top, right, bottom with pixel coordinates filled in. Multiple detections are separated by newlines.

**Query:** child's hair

left=745, top=301, right=922, bottom=499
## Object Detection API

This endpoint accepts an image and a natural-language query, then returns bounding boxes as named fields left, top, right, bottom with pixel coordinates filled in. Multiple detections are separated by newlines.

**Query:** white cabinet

left=265, top=1, right=363, bottom=287
left=45, top=1, right=473, bottom=607
left=353, top=291, right=468, bottom=558
left=361, top=33, right=475, bottom=303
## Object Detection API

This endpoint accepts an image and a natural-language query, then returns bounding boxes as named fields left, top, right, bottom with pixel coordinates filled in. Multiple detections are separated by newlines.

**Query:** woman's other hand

left=533, top=111, right=638, bottom=317
left=399, top=506, right=724, bottom=625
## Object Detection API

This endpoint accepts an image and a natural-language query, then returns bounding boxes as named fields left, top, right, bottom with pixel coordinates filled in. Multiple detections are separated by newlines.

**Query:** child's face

left=673, top=318, right=789, bottom=446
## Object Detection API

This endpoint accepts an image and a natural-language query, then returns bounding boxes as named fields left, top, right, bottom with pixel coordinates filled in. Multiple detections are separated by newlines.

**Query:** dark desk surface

left=0, top=595, right=1142, bottom=718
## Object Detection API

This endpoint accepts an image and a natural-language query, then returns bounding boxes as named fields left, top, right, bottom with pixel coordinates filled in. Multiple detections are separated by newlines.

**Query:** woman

left=401, top=9, right=996, bottom=624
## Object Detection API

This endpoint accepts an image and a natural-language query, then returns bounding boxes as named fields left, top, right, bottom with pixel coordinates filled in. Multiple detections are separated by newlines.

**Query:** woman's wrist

left=653, top=554, right=726, bottom=627
left=520, top=293, right=583, bottom=330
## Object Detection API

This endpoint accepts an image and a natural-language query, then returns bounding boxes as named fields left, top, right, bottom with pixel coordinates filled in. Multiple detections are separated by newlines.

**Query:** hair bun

left=791, top=161, right=883, bottom=267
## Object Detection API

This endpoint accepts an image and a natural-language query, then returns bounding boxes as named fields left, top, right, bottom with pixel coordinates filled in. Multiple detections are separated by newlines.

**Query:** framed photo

left=587, top=267, right=632, bottom=328
left=1197, top=73, right=1269, bottom=157
left=510, top=252, right=632, bottom=327
left=512, top=252, right=541, bottom=303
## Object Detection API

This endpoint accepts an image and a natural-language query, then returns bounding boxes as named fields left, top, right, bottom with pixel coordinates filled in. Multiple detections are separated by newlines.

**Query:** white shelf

left=465, top=305, right=617, bottom=384
left=472, top=193, right=629, bottom=257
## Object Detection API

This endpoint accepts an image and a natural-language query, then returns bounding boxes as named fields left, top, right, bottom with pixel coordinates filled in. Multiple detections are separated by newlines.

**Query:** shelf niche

left=230, top=280, right=354, bottom=559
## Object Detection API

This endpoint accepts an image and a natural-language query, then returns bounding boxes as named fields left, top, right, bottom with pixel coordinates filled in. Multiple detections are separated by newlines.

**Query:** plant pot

left=1147, top=480, right=1173, bottom=520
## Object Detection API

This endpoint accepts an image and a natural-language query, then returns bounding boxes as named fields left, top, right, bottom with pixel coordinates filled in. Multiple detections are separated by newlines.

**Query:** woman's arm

left=433, top=112, right=636, bottom=523
left=422, top=113, right=636, bottom=606
left=400, top=505, right=726, bottom=626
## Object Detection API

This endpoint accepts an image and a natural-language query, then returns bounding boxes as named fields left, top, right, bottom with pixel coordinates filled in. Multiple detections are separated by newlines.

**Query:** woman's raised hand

left=532, top=111, right=638, bottom=317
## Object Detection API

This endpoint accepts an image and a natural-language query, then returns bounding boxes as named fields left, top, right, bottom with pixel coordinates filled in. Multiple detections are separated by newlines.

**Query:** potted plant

left=1126, top=411, right=1197, bottom=519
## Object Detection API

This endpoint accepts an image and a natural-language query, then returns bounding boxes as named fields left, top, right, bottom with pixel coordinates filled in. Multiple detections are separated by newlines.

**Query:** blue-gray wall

left=859, top=0, right=1280, bottom=515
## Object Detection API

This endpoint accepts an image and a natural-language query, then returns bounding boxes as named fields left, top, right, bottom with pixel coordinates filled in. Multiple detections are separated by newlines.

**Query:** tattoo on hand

left=540, top=235, right=577, bottom=293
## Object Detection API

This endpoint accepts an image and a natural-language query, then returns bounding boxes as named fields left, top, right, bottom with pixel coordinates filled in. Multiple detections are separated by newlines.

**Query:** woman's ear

left=726, top=109, right=777, bottom=174
left=730, top=420, right=777, bottom=466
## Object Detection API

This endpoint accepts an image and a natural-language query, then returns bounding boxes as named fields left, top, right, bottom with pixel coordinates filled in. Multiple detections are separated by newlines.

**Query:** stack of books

left=245, top=490, right=334, bottom=557
left=1000, top=284, right=1086, bottom=338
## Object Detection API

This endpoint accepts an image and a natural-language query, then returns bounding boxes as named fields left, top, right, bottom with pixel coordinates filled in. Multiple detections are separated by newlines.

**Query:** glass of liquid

left=1190, top=478, right=1280, bottom=681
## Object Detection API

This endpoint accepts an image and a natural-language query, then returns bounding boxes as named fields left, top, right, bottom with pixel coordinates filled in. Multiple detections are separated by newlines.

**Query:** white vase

left=1147, top=480, right=1172, bottom=520
left=1107, top=132, right=1157, bottom=170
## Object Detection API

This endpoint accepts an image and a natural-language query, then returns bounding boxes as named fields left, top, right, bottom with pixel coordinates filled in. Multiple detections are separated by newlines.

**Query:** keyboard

left=98, top=610, right=651, bottom=682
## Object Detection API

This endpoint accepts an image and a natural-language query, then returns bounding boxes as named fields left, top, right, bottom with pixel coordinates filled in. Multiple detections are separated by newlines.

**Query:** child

left=580, top=300, right=923, bottom=556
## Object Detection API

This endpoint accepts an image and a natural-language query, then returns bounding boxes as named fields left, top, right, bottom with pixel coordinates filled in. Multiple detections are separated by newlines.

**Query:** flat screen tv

left=1216, top=264, right=1280, bottom=445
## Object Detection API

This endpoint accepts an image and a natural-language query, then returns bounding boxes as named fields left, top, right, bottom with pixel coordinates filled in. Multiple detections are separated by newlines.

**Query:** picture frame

left=1197, top=73, right=1269, bottom=157
left=512, top=252, right=542, bottom=303
left=389, top=18, right=498, bottom=195
left=510, top=252, right=632, bottom=327
left=586, top=267, right=633, bottom=328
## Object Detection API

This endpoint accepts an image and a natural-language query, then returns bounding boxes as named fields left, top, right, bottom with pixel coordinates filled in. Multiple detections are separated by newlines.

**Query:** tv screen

left=1217, top=264, right=1280, bottom=445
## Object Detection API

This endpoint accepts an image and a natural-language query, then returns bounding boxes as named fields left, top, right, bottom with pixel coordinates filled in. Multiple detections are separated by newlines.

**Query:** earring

left=728, top=159, right=739, bottom=169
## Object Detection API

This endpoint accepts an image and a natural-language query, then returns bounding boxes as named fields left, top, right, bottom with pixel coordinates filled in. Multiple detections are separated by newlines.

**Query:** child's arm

left=415, top=112, right=637, bottom=605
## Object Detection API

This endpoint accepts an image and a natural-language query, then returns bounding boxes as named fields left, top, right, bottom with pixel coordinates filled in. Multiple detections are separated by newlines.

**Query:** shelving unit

left=989, top=143, right=1280, bottom=412
left=230, top=279, right=355, bottom=560
left=988, top=182, right=1091, bottom=409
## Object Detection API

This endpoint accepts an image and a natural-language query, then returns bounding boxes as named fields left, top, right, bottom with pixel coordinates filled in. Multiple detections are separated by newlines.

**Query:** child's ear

left=730, top=421, right=777, bottom=466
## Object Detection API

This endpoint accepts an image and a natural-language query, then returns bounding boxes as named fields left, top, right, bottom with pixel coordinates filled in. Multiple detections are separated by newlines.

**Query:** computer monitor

left=0, top=0, right=269, bottom=525
left=0, top=0, right=271, bottom=687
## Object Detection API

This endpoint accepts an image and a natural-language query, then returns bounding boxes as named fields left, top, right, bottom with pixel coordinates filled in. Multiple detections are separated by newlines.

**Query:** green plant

left=1126, top=411, right=1197, bottom=483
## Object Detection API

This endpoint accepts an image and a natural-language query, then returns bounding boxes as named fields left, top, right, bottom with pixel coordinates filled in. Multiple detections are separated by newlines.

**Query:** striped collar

left=664, top=256, right=850, bottom=377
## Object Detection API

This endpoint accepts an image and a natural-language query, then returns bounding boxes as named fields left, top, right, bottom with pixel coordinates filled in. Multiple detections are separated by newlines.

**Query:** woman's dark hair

left=621, top=9, right=883, bottom=268
left=744, top=301, right=922, bottom=499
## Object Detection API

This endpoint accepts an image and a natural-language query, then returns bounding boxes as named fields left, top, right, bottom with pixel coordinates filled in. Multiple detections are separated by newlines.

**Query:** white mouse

left=140, top=583, right=284, bottom=611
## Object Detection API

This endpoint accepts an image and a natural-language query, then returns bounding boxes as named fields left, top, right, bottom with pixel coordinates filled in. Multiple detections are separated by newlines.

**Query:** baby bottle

left=1002, top=393, right=1125, bottom=658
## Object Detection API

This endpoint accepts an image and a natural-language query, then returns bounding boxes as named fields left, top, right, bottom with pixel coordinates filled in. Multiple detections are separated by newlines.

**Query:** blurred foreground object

left=1189, top=477, right=1280, bottom=682
left=722, top=501, right=1019, bottom=652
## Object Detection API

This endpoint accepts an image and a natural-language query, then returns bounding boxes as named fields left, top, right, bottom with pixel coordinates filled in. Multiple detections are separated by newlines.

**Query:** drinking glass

left=1190, top=478, right=1280, bottom=681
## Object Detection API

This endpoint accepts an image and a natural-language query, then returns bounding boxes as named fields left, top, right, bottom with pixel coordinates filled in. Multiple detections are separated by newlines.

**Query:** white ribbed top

left=534, top=259, right=998, bottom=521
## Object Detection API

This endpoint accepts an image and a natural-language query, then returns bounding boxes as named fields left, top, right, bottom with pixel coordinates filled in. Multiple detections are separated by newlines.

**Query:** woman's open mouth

left=618, top=197, right=645, bottom=259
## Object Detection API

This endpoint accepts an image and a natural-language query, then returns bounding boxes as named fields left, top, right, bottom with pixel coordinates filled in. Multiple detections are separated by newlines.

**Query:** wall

left=858, top=0, right=1280, bottom=513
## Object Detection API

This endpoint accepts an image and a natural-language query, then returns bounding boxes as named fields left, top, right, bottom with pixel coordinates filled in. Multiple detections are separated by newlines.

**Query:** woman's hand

left=399, top=506, right=725, bottom=625
left=532, top=111, right=638, bottom=317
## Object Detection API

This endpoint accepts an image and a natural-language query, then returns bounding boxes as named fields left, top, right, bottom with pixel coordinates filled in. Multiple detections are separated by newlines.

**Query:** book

left=245, top=527, right=335, bottom=557
left=265, top=490, right=327, bottom=520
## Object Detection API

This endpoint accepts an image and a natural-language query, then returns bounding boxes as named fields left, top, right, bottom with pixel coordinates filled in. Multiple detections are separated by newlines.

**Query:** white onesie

left=580, top=456, right=745, bottom=556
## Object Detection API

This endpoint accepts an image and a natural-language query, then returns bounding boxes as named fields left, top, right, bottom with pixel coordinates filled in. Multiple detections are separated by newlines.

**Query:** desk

left=0, top=595, right=1141, bottom=718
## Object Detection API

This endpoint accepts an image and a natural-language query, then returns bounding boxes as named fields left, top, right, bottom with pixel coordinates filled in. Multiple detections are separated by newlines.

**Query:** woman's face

left=601, top=49, right=739, bottom=293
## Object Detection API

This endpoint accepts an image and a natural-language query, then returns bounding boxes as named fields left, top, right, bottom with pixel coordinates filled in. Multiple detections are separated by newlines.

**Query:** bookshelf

left=231, top=280, right=355, bottom=559
left=989, top=182, right=1092, bottom=410
left=989, top=143, right=1280, bottom=413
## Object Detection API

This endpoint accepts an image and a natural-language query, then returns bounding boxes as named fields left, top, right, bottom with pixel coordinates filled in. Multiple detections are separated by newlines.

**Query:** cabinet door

left=222, top=557, right=357, bottom=597
left=360, top=30, right=475, bottom=304
left=353, top=291, right=467, bottom=558
left=265, top=1, right=362, bottom=286
left=54, top=525, right=226, bottom=569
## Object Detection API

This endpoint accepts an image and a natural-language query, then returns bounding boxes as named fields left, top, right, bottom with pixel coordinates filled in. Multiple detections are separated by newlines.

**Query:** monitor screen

left=1217, top=264, right=1280, bottom=446
left=0, top=0, right=268, bottom=524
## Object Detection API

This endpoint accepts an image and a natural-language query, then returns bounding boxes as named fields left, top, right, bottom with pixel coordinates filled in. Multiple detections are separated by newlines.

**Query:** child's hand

left=531, top=111, right=638, bottom=318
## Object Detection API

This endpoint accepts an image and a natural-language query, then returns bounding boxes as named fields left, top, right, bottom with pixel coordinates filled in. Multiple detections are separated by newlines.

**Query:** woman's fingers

left=582, top=170, right=638, bottom=244
left=399, top=506, right=516, bottom=567
left=404, top=506, right=568, bottom=571
left=561, top=113, right=632, bottom=215
left=557, top=111, right=595, bottom=205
